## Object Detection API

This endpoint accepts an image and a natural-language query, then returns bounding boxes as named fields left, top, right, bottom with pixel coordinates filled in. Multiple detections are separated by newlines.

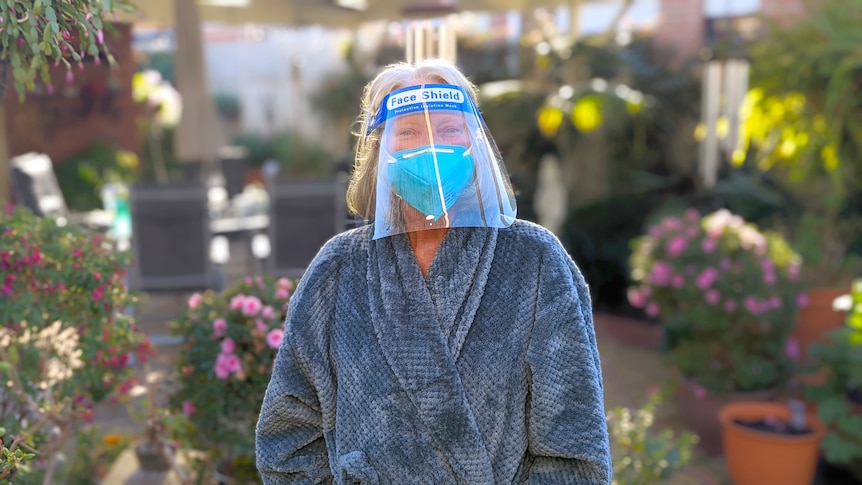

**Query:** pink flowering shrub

left=628, top=208, right=808, bottom=393
left=0, top=206, right=153, bottom=482
left=167, top=275, right=295, bottom=464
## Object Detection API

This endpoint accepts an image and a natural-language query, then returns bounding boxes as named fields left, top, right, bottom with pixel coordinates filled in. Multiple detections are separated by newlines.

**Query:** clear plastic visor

left=369, top=84, right=516, bottom=239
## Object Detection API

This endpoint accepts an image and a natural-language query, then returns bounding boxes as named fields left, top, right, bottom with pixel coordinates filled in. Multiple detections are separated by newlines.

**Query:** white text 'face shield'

left=367, top=83, right=517, bottom=239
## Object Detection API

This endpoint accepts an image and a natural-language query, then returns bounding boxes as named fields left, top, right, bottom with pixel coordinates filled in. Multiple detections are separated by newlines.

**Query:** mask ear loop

left=420, top=86, right=451, bottom=228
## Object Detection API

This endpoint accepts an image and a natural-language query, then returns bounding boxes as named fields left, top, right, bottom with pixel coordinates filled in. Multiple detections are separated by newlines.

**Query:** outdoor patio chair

left=9, top=152, right=111, bottom=229
left=128, top=184, right=216, bottom=292
left=265, top=179, right=349, bottom=278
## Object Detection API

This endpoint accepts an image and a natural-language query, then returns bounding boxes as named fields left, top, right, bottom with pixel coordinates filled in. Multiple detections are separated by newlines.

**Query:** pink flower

left=705, top=289, right=720, bottom=305
left=212, top=318, right=227, bottom=337
left=649, top=261, right=672, bottom=286
left=666, top=236, right=689, bottom=258
left=763, top=272, right=776, bottom=285
left=215, top=352, right=242, bottom=379
left=685, top=226, right=699, bottom=238
left=627, top=287, right=646, bottom=308
left=262, top=306, right=276, bottom=319
left=188, top=293, right=202, bottom=310
left=696, top=267, right=719, bottom=290
left=769, top=296, right=782, bottom=309
left=276, top=288, right=290, bottom=300
left=214, top=360, right=231, bottom=380
left=744, top=296, right=762, bottom=315
left=701, top=237, right=717, bottom=253
left=229, top=294, right=245, bottom=311
left=797, top=293, right=809, bottom=309
left=221, top=337, right=236, bottom=354
left=662, top=216, right=683, bottom=232
left=692, top=384, right=707, bottom=400
left=645, top=301, right=660, bottom=318
left=182, top=400, right=195, bottom=417
left=241, top=296, right=263, bottom=316
left=719, top=258, right=732, bottom=271
left=266, top=329, right=284, bottom=349
left=277, top=277, right=294, bottom=290
left=649, top=226, right=663, bottom=238
left=670, top=274, right=685, bottom=288
left=92, top=286, right=104, bottom=301
left=788, top=262, right=800, bottom=282
left=244, top=276, right=253, bottom=285
left=724, top=299, right=737, bottom=312
left=785, top=337, right=801, bottom=362
left=684, top=208, right=700, bottom=222
left=256, top=319, right=269, bottom=332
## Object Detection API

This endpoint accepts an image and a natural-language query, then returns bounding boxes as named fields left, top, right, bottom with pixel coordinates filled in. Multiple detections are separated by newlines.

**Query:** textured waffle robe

left=256, top=220, right=612, bottom=484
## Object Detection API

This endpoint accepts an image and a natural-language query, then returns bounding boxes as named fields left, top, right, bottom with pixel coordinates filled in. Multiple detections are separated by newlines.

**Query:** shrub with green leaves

left=0, top=206, right=152, bottom=483
left=167, top=275, right=295, bottom=477
left=805, top=278, right=862, bottom=479
left=607, top=390, right=698, bottom=485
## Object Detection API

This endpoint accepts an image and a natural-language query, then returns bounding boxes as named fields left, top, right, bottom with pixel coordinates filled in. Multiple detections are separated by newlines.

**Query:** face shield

left=367, top=83, right=517, bottom=240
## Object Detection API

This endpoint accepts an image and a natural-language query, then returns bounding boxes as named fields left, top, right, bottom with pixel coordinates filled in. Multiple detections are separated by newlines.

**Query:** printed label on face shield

left=368, top=84, right=472, bottom=134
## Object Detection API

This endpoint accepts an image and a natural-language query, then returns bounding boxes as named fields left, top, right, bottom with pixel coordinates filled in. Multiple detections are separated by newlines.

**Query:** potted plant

left=0, top=206, right=153, bottom=483
left=803, top=277, right=862, bottom=481
left=718, top=400, right=826, bottom=485
left=628, top=207, right=808, bottom=453
left=167, top=275, right=296, bottom=483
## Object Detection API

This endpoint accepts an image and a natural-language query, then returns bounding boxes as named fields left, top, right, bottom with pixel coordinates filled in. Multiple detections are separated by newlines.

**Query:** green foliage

left=0, top=206, right=152, bottom=482
left=213, top=92, right=241, bottom=122
left=270, top=131, right=334, bottom=179
left=168, top=276, right=296, bottom=471
left=607, top=389, right=698, bottom=485
left=0, top=0, right=135, bottom=100
left=628, top=208, right=807, bottom=393
left=742, top=0, right=862, bottom=282
left=231, top=133, right=273, bottom=169
left=805, top=278, right=862, bottom=470
left=232, top=131, right=334, bottom=178
left=54, top=143, right=139, bottom=212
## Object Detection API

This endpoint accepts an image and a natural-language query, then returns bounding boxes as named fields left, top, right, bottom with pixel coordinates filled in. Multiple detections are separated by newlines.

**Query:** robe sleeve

left=525, top=244, right=612, bottom=484
left=256, top=246, right=342, bottom=484
left=255, top=327, right=333, bottom=484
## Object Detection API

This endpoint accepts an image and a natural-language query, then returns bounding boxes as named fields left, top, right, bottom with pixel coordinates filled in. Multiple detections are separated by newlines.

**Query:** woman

left=256, top=59, right=612, bottom=484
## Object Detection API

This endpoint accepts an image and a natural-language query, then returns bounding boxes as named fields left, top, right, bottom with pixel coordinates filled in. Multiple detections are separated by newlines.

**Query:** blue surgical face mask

left=386, top=144, right=475, bottom=220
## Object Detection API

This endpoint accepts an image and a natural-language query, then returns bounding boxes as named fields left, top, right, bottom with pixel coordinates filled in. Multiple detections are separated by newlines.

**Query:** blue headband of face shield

left=367, top=84, right=472, bottom=135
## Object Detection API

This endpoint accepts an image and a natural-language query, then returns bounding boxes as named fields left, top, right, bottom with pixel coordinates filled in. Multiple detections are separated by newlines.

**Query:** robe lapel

left=424, top=228, right=498, bottom=361
left=367, top=230, right=496, bottom=484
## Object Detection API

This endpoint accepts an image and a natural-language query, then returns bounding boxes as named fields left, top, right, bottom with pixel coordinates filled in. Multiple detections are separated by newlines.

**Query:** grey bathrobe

left=256, top=220, right=611, bottom=484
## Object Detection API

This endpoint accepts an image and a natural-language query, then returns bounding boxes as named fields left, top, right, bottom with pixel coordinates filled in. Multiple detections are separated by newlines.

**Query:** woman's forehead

left=391, top=111, right=465, bottom=125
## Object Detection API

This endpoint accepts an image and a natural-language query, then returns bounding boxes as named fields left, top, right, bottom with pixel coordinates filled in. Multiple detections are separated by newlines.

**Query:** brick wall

left=655, top=0, right=705, bottom=65
left=3, top=22, right=141, bottom=165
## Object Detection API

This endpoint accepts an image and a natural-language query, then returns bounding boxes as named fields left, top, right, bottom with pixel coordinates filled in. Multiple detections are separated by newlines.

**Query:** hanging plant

left=0, top=0, right=135, bottom=100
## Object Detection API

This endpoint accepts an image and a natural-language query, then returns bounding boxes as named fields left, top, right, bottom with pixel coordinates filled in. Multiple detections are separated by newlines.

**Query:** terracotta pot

left=719, top=401, right=826, bottom=485
left=674, top=380, right=775, bottom=455
left=792, top=287, right=847, bottom=357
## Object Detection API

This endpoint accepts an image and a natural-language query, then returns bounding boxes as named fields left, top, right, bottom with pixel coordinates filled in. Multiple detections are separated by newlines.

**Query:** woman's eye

left=440, top=126, right=463, bottom=135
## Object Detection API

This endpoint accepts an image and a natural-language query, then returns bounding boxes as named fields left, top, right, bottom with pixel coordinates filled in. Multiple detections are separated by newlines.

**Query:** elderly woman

left=256, top=59, right=612, bottom=484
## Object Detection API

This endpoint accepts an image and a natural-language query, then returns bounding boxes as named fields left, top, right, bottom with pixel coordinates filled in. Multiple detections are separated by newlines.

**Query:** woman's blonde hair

left=346, top=59, right=480, bottom=220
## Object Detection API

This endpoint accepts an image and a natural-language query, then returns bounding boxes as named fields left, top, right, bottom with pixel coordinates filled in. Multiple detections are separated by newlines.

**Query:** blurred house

left=655, top=0, right=809, bottom=64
